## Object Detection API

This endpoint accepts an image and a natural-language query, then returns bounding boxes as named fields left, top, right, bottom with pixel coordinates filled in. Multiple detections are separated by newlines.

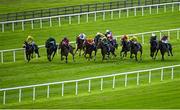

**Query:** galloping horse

left=74, top=37, right=85, bottom=56
left=120, top=40, right=130, bottom=59
left=97, top=40, right=116, bottom=61
left=83, top=42, right=97, bottom=61
left=154, top=41, right=173, bottom=61
left=23, top=41, right=34, bottom=62
left=130, top=41, right=142, bottom=61
left=45, top=42, right=57, bottom=62
left=59, top=42, right=75, bottom=63
left=150, top=38, right=158, bottom=59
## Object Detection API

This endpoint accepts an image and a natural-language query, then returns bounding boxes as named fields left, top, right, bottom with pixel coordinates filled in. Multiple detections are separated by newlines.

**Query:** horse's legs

left=169, top=44, right=173, bottom=56
left=94, top=50, right=97, bottom=61
left=161, top=51, right=165, bottom=61
left=154, top=49, right=159, bottom=60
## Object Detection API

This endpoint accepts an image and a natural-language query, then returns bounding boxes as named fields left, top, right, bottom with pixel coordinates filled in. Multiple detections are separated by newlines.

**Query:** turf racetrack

left=0, top=3, right=180, bottom=108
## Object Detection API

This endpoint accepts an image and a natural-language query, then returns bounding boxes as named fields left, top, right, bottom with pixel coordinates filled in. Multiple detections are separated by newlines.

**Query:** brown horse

left=74, top=37, right=85, bottom=56
left=59, top=42, right=75, bottom=63
left=84, top=42, right=97, bottom=61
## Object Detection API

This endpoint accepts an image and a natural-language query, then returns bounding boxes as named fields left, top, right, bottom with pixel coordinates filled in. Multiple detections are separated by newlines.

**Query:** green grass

left=0, top=0, right=116, bottom=14
left=1, top=79, right=180, bottom=108
left=0, top=6, right=180, bottom=108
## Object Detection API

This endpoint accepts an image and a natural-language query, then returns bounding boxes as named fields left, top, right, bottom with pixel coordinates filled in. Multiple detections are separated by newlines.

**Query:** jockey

left=102, top=37, right=110, bottom=52
left=62, top=37, right=70, bottom=47
left=85, top=37, right=96, bottom=50
left=26, top=35, right=35, bottom=48
left=105, top=30, right=113, bottom=41
left=121, top=35, right=129, bottom=41
left=130, top=36, right=138, bottom=44
left=45, top=37, right=56, bottom=49
left=94, top=32, right=106, bottom=44
left=161, top=35, right=168, bottom=43
left=150, top=33, right=158, bottom=44
left=78, top=33, right=86, bottom=40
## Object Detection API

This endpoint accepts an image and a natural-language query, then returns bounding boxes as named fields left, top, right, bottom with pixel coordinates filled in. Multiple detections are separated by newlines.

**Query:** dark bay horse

left=150, top=39, right=158, bottom=59
left=97, top=40, right=116, bottom=61
left=74, top=37, right=85, bottom=56
left=23, top=41, right=40, bottom=62
left=130, top=41, right=142, bottom=61
left=84, top=43, right=97, bottom=61
left=120, top=40, right=130, bottom=59
left=154, top=41, right=173, bottom=61
left=59, top=43, right=75, bottom=63
left=46, top=43, right=57, bottom=62
left=23, top=41, right=34, bottom=62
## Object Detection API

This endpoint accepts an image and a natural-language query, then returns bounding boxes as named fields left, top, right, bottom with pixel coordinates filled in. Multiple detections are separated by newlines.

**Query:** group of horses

left=23, top=35, right=173, bottom=63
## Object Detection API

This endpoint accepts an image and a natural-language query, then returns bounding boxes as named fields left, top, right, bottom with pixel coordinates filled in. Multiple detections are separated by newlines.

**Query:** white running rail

left=0, top=2, right=180, bottom=32
left=0, top=28, right=179, bottom=63
left=0, top=64, right=179, bottom=104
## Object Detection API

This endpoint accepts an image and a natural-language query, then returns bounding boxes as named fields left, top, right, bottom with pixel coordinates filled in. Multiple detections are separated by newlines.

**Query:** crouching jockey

left=45, top=37, right=57, bottom=50
left=26, top=35, right=40, bottom=57
left=102, top=37, right=111, bottom=53
left=150, top=33, right=158, bottom=44
left=76, top=33, right=86, bottom=44
left=85, top=37, right=96, bottom=50
left=94, top=32, right=105, bottom=45
left=61, top=37, right=70, bottom=49
left=130, top=36, right=141, bottom=49
left=121, top=35, right=129, bottom=41
left=161, top=35, right=170, bottom=55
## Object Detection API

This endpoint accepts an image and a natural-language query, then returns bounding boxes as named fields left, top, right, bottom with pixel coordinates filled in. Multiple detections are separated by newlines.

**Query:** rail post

left=19, top=89, right=22, bottom=102
left=149, top=6, right=152, bottom=14
left=171, top=67, right=174, bottom=80
left=164, top=4, right=166, bottom=13
left=134, top=8, right=137, bottom=16
left=142, top=34, right=144, bottom=44
left=31, top=20, right=34, bottom=29
left=88, top=80, right=91, bottom=92
left=47, top=85, right=50, bottom=98
left=142, top=7, right=144, bottom=16
left=33, top=87, right=36, bottom=101
left=12, top=22, right=14, bottom=32
left=94, top=12, right=97, bottom=21
left=126, top=9, right=129, bottom=18
left=58, top=17, right=61, bottom=26
left=1, top=51, right=4, bottom=63
left=62, top=83, right=64, bottom=96
left=137, top=72, right=140, bottom=85
left=149, top=70, right=151, bottom=83
left=157, top=5, right=159, bottom=14
left=86, top=14, right=89, bottom=23
left=101, top=78, right=103, bottom=91
left=3, top=91, right=6, bottom=104
left=103, top=12, right=105, bottom=21
left=22, top=21, right=24, bottom=31
left=49, top=18, right=52, bottom=27
left=177, top=30, right=179, bottom=39
left=13, top=50, right=16, bottom=62
left=69, top=16, right=71, bottom=24
left=40, top=19, right=42, bottom=28
left=161, top=68, right=164, bottom=81
left=75, top=81, right=78, bottom=95
left=119, top=10, right=121, bottom=18
left=2, top=23, right=4, bottom=32
left=112, top=75, right=116, bottom=89
left=125, top=74, right=127, bottom=87
left=78, top=15, right=80, bottom=24
left=111, top=11, right=114, bottom=19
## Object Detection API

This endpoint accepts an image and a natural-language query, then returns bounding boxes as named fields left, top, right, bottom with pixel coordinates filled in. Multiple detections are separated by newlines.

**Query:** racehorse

left=130, top=41, right=143, bottom=61
left=59, top=42, right=75, bottom=63
left=74, top=37, right=85, bottom=56
left=45, top=43, right=57, bottom=62
left=97, top=40, right=116, bottom=61
left=150, top=39, right=158, bottom=59
left=154, top=41, right=173, bottom=61
left=83, top=42, right=97, bottom=61
left=23, top=41, right=34, bottom=62
left=120, top=40, right=130, bottom=59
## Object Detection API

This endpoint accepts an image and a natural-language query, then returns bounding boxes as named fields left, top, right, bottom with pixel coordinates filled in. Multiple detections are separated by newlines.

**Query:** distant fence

left=0, top=0, right=179, bottom=22
left=0, top=64, right=179, bottom=104
left=0, top=28, right=179, bottom=63
left=0, top=2, right=180, bottom=32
